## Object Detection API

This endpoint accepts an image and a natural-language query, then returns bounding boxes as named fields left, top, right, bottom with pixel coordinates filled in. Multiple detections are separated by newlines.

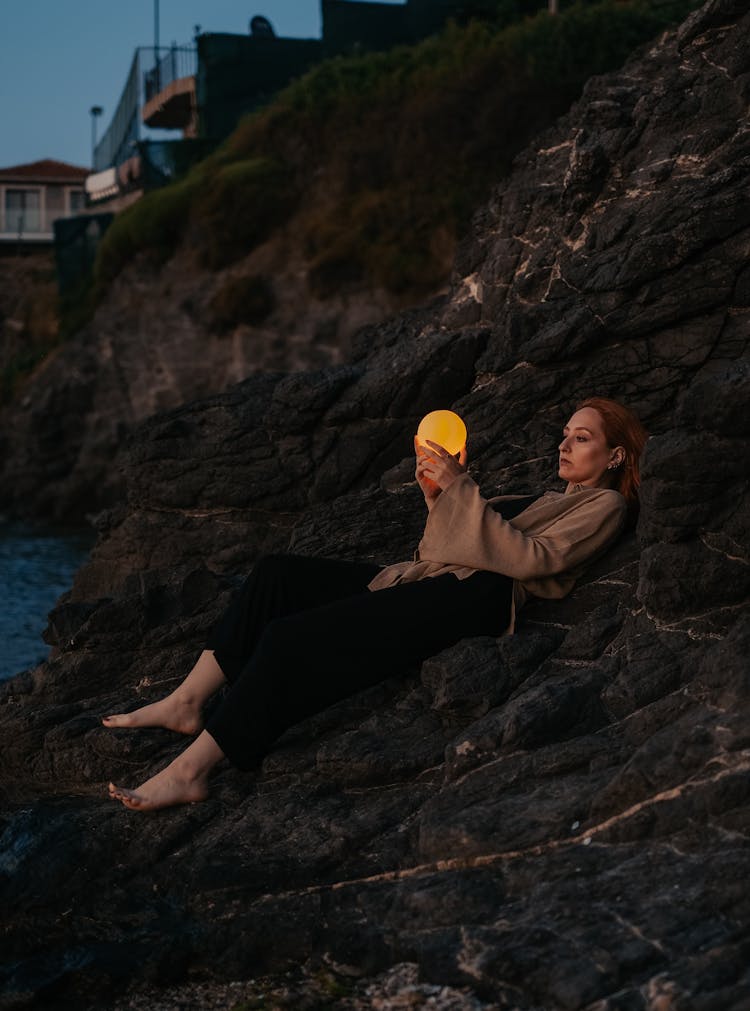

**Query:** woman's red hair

left=577, top=397, right=648, bottom=521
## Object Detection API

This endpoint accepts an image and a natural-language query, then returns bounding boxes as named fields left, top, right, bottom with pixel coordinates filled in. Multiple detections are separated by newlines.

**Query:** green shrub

left=208, top=273, right=276, bottom=331
left=94, top=172, right=200, bottom=286
left=191, top=157, right=297, bottom=270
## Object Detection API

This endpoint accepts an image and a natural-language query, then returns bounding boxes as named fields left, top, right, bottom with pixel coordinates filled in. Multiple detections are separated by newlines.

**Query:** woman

left=106, top=396, right=647, bottom=810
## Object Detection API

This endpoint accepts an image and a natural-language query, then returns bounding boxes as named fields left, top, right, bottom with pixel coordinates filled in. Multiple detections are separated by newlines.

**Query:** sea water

left=0, top=521, right=94, bottom=681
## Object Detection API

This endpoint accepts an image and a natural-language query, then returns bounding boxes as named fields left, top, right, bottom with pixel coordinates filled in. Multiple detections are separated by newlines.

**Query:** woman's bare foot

left=103, top=652, right=225, bottom=736
left=108, top=768, right=208, bottom=811
left=102, top=692, right=203, bottom=736
left=107, top=730, right=224, bottom=812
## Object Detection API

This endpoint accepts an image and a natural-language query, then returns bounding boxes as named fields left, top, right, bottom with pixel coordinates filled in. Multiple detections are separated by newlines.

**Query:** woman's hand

left=415, top=437, right=467, bottom=509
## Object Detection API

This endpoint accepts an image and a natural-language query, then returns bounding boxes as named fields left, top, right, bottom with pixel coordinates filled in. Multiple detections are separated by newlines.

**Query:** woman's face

left=558, top=407, right=623, bottom=488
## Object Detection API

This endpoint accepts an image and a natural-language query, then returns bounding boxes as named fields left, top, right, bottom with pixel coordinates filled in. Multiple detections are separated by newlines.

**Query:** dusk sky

left=0, top=0, right=404, bottom=171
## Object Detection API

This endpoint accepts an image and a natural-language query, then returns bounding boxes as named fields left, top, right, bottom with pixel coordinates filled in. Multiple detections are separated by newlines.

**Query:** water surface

left=0, top=522, right=94, bottom=681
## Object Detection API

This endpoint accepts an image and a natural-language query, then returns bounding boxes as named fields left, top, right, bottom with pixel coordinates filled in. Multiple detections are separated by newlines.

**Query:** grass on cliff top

left=93, top=0, right=701, bottom=303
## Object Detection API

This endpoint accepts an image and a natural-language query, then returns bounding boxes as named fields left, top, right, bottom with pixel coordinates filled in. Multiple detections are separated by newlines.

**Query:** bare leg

left=102, top=650, right=226, bottom=735
left=108, top=729, right=224, bottom=811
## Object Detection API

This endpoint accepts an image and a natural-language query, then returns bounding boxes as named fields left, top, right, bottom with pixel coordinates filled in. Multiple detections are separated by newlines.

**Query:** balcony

left=92, top=46, right=198, bottom=174
left=142, top=47, right=198, bottom=132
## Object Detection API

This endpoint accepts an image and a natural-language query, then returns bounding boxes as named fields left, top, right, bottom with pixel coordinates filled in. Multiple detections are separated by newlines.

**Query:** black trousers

left=204, top=554, right=513, bottom=770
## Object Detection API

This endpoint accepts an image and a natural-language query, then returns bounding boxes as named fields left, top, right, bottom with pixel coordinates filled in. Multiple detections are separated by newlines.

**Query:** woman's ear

left=610, top=446, right=626, bottom=469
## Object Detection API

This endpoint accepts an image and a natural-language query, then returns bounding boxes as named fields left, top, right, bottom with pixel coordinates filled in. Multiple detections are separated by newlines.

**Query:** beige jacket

left=368, top=474, right=627, bottom=633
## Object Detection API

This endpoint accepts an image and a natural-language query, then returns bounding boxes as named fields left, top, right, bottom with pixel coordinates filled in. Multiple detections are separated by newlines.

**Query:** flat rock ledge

left=1, top=2, right=749, bottom=1008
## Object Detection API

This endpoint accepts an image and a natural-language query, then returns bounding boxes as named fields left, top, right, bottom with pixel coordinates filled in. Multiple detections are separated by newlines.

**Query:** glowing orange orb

left=416, top=410, right=467, bottom=456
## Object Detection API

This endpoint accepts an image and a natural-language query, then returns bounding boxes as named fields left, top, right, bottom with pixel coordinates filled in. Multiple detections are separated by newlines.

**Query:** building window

left=69, top=189, right=85, bottom=213
left=5, top=188, right=42, bottom=233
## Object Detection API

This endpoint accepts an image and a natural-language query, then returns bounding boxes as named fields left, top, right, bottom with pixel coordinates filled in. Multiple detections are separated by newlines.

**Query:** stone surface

left=0, top=252, right=58, bottom=390
left=0, top=248, right=430, bottom=522
left=1, top=2, right=750, bottom=1008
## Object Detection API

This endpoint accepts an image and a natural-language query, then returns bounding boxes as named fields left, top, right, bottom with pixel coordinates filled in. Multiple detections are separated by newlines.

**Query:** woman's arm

left=417, top=473, right=626, bottom=581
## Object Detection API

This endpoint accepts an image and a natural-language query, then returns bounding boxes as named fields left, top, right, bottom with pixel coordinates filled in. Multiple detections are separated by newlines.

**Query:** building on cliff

left=0, top=160, right=87, bottom=252
left=84, top=0, right=472, bottom=209
left=62, top=0, right=476, bottom=290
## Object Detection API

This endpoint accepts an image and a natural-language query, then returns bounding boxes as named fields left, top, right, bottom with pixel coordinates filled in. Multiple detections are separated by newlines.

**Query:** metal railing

left=93, top=49, right=143, bottom=172
left=143, top=46, right=197, bottom=104
left=93, top=46, right=197, bottom=173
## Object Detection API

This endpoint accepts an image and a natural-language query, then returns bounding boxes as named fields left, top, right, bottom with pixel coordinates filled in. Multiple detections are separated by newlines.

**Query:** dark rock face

left=1, top=2, right=749, bottom=1008
left=0, top=251, right=420, bottom=523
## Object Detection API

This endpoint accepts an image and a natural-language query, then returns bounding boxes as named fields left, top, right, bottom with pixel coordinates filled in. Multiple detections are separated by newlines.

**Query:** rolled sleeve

left=418, top=474, right=626, bottom=582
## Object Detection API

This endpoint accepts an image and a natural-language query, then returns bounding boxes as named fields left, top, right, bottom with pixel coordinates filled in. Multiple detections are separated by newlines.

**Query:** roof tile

left=0, top=158, right=89, bottom=182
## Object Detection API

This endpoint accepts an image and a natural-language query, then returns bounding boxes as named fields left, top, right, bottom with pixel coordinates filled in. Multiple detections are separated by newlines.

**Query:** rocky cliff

left=1, top=1, right=749, bottom=1008
left=0, top=252, right=58, bottom=405
left=0, top=243, right=411, bottom=521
